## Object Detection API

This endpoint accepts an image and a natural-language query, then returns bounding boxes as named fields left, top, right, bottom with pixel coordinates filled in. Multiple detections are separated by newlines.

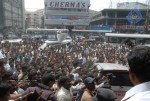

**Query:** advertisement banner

left=46, top=15, right=90, bottom=20
left=45, top=0, right=90, bottom=9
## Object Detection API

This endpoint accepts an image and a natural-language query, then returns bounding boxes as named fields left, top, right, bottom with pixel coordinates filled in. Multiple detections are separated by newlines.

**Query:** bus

left=105, top=33, right=150, bottom=45
left=71, top=29, right=113, bottom=42
left=26, top=28, right=69, bottom=34
left=26, top=28, right=69, bottom=41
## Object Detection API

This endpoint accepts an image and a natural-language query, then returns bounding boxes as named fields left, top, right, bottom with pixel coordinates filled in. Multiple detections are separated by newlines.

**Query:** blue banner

left=89, top=26, right=113, bottom=30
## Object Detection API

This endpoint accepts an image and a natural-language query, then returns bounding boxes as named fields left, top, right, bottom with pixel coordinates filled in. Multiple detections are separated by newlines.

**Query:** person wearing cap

left=122, top=46, right=150, bottom=101
left=81, top=77, right=95, bottom=101
left=92, top=87, right=116, bottom=101
left=57, top=76, right=72, bottom=101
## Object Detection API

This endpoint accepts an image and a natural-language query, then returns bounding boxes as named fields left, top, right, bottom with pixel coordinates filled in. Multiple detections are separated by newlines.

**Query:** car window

left=100, top=71, right=133, bottom=86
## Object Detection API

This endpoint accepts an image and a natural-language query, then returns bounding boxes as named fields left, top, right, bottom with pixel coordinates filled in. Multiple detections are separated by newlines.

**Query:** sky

left=25, top=0, right=148, bottom=11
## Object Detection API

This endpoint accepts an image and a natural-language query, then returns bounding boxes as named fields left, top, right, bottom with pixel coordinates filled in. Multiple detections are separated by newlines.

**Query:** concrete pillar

left=0, top=0, right=4, bottom=30
left=115, top=11, right=117, bottom=25
left=105, top=20, right=108, bottom=25
left=106, top=11, right=108, bottom=17
left=22, top=0, right=25, bottom=32
left=105, top=11, right=108, bottom=25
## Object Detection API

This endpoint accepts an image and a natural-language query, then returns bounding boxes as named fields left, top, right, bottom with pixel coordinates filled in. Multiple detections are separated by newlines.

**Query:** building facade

left=117, top=2, right=147, bottom=9
left=0, top=0, right=25, bottom=33
left=44, top=0, right=90, bottom=29
left=90, top=2, right=149, bottom=32
left=25, top=9, right=44, bottom=28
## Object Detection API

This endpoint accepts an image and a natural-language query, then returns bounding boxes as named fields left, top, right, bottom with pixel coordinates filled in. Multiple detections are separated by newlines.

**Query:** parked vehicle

left=94, top=63, right=133, bottom=101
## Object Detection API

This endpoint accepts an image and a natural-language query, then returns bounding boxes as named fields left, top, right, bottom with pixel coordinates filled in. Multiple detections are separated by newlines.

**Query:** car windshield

left=100, top=70, right=133, bottom=86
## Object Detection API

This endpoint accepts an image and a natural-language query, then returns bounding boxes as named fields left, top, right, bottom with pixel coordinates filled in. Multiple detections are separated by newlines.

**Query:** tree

left=41, top=16, right=45, bottom=28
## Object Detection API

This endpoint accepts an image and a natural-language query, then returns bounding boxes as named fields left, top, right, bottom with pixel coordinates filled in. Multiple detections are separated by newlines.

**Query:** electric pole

left=109, top=0, right=112, bottom=9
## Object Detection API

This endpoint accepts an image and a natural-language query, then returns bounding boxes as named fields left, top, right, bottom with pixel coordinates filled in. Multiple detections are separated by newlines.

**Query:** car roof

left=95, top=63, right=129, bottom=71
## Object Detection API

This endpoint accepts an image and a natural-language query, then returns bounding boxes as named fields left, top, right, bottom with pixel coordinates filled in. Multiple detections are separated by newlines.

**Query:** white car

left=95, top=63, right=133, bottom=101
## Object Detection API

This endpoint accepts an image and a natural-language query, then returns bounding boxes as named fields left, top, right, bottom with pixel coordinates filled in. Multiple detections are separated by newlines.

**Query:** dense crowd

left=0, top=38, right=134, bottom=101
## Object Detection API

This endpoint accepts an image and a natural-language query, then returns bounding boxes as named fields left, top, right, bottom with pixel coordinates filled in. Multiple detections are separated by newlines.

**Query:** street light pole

left=147, top=0, right=150, bottom=25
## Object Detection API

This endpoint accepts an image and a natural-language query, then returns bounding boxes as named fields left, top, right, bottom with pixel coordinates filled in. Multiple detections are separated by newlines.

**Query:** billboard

left=45, top=15, right=90, bottom=24
left=45, top=0, right=90, bottom=9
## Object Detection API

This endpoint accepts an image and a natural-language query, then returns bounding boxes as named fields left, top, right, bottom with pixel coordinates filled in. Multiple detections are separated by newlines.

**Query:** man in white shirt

left=0, top=50, right=12, bottom=72
left=71, top=67, right=81, bottom=81
left=57, top=76, right=72, bottom=101
left=0, top=50, right=6, bottom=64
left=122, top=46, right=150, bottom=101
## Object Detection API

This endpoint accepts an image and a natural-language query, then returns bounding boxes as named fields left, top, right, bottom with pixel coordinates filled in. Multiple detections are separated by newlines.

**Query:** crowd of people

left=0, top=38, right=134, bottom=101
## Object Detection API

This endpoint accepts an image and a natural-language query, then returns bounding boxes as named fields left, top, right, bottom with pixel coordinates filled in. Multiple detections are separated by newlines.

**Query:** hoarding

left=45, top=0, right=90, bottom=9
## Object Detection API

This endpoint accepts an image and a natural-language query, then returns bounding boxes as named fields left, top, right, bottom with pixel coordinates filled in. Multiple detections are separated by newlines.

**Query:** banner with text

left=45, top=0, right=90, bottom=9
